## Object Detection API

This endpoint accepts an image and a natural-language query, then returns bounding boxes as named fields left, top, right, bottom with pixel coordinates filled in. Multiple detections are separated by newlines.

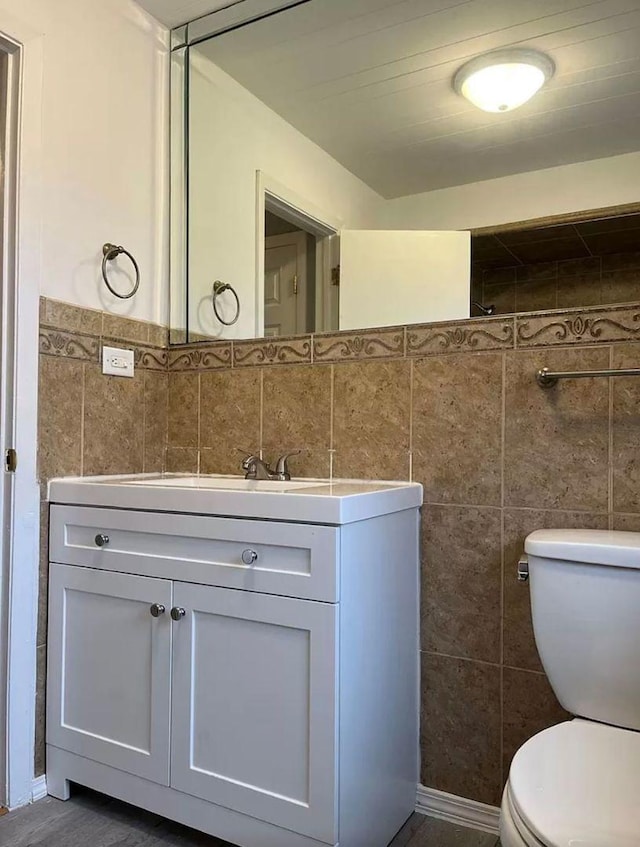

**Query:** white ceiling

left=146, top=0, right=640, bottom=198
left=136, top=0, right=231, bottom=28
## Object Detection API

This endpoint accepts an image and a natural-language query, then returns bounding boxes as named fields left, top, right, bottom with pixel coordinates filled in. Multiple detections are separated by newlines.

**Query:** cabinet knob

left=94, top=533, right=110, bottom=548
left=170, top=607, right=186, bottom=621
left=241, top=549, right=258, bottom=565
left=150, top=603, right=165, bottom=617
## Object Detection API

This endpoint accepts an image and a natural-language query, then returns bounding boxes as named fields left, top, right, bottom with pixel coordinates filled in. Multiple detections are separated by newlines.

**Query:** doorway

left=264, top=211, right=316, bottom=337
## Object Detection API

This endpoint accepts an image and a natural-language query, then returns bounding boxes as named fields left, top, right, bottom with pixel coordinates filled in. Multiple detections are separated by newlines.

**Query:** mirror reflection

left=170, top=0, right=640, bottom=344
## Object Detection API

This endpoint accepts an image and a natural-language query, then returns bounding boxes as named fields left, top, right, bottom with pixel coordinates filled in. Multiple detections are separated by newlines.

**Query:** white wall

left=1, top=0, right=168, bottom=324
left=188, top=51, right=383, bottom=339
left=376, top=152, right=640, bottom=232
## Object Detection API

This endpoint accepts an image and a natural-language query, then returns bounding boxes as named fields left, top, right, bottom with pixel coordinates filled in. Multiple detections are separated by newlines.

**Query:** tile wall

left=473, top=251, right=640, bottom=315
left=37, top=296, right=640, bottom=807
left=36, top=298, right=169, bottom=775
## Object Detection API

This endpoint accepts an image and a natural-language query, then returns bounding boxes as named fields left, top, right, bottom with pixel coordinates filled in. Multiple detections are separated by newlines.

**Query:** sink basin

left=48, top=473, right=423, bottom=525
left=121, top=475, right=323, bottom=492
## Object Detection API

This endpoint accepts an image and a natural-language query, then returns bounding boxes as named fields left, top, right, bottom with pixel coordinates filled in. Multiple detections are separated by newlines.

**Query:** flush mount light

left=453, top=49, right=555, bottom=113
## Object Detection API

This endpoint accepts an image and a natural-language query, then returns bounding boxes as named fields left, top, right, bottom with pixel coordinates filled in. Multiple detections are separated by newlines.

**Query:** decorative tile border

left=516, top=305, right=640, bottom=348
left=40, top=297, right=640, bottom=370
left=407, top=318, right=515, bottom=357
left=312, top=328, right=404, bottom=362
left=39, top=329, right=100, bottom=361
left=168, top=344, right=232, bottom=371
left=233, top=336, right=312, bottom=367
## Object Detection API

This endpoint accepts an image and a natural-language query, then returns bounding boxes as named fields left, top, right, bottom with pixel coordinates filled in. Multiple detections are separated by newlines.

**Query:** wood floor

left=0, top=787, right=500, bottom=847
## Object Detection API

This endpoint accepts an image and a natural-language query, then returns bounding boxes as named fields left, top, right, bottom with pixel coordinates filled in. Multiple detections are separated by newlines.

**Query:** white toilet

left=500, top=529, right=640, bottom=847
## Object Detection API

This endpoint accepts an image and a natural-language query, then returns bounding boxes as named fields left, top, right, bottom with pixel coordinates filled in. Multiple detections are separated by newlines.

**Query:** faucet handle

left=274, top=451, right=301, bottom=480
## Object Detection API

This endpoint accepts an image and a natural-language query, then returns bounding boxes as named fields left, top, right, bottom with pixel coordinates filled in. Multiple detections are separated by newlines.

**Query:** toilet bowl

left=500, top=530, right=640, bottom=847
left=501, top=720, right=640, bottom=847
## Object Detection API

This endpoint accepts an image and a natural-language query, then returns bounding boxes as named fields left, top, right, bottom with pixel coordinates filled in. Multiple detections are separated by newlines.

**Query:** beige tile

left=515, top=279, right=557, bottom=313
left=502, top=668, right=570, bottom=779
left=421, top=652, right=502, bottom=806
left=147, top=323, right=169, bottom=348
left=483, top=266, right=517, bottom=286
left=144, top=371, right=168, bottom=474
left=233, top=337, right=311, bottom=368
left=503, top=509, right=608, bottom=672
left=168, top=343, right=232, bottom=371
left=313, top=328, right=404, bottom=363
left=516, top=304, right=640, bottom=348
left=38, top=356, right=84, bottom=482
left=41, top=297, right=102, bottom=335
left=612, top=513, right=640, bottom=531
left=601, top=270, right=640, bottom=306
left=167, top=373, right=199, bottom=449
left=333, top=448, right=410, bottom=481
left=556, top=274, right=602, bottom=309
left=39, top=328, right=100, bottom=362
left=422, top=505, right=502, bottom=663
left=611, top=344, right=640, bottom=512
left=483, top=282, right=516, bottom=316
left=516, top=262, right=557, bottom=282
left=199, top=369, right=261, bottom=474
left=412, top=353, right=503, bottom=507
left=504, top=347, right=610, bottom=511
left=333, top=360, right=411, bottom=452
left=34, top=644, right=47, bottom=777
left=407, top=318, right=514, bottom=357
left=556, top=257, right=601, bottom=278
left=102, top=313, right=149, bottom=344
left=82, top=365, right=145, bottom=475
left=262, top=365, right=331, bottom=452
left=601, top=251, right=640, bottom=272
left=165, top=447, right=199, bottom=473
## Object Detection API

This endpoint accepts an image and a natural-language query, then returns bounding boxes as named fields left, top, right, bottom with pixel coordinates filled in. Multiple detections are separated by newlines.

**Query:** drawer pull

left=94, top=533, right=110, bottom=548
left=150, top=603, right=165, bottom=617
left=241, top=549, right=258, bottom=565
left=170, top=607, right=186, bottom=621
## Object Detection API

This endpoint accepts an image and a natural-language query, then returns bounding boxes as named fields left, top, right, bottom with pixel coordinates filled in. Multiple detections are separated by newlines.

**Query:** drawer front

left=49, top=505, right=339, bottom=602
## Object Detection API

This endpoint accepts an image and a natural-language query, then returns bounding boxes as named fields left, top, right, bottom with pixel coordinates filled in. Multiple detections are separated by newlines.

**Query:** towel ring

left=212, top=280, right=240, bottom=326
left=102, top=243, right=140, bottom=300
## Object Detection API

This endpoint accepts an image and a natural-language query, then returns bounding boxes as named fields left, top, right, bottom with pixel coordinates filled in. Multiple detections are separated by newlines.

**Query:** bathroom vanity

left=45, top=474, right=422, bottom=847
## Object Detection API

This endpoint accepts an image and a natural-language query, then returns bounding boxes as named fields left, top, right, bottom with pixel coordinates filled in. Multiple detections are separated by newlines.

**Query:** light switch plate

left=102, top=345, right=135, bottom=378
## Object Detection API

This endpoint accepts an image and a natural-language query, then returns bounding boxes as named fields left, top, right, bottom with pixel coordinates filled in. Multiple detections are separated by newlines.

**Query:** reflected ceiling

left=190, top=0, right=640, bottom=198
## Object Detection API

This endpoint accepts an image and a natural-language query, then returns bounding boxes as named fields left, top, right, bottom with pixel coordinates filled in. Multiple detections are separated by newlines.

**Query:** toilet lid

left=509, top=720, right=640, bottom=847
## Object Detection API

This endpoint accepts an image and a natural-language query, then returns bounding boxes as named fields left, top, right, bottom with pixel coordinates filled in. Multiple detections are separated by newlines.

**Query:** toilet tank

left=525, top=529, right=640, bottom=732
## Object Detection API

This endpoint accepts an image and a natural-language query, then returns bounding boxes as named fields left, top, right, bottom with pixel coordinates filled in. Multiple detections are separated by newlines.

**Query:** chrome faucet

left=241, top=451, right=300, bottom=482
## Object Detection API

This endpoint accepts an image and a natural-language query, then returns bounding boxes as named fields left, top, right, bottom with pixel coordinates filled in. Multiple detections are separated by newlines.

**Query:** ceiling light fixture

left=453, top=49, right=555, bottom=113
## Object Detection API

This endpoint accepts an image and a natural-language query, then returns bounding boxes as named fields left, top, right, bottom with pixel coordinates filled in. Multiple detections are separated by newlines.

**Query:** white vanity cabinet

left=46, top=476, right=422, bottom=847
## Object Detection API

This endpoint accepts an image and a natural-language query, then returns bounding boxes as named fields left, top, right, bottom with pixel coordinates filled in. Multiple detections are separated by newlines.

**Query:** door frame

left=0, top=13, right=43, bottom=810
left=255, top=171, right=341, bottom=336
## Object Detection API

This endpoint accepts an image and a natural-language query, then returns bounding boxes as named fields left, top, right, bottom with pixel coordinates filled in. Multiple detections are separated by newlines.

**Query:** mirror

left=169, top=0, right=640, bottom=344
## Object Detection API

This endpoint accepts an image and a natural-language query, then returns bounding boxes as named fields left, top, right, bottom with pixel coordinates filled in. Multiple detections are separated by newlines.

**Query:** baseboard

left=415, top=785, right=500, bottom=835
left=32, top=775, right=48, bottom=802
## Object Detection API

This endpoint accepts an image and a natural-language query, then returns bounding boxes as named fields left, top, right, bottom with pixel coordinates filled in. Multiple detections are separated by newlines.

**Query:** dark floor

left=0, top=787, right=500, bottom=846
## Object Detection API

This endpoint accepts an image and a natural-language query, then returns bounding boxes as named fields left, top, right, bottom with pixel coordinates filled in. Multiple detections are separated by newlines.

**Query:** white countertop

left=48, top=473, right=423, bottom=525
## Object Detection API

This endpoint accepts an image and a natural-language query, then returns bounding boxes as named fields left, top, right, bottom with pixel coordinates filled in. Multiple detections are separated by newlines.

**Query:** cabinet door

left=47, top=564, right=172, bottom=784
left=170, top=582, right=338, bottom=843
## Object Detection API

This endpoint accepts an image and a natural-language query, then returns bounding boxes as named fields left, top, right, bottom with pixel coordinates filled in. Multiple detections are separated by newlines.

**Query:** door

left=47, top=564, right=173, bottom=784
left=339, top=229, right=470, bottom=330
left=170, top=582, right=338, bottom=843
left=264, top=231, right=307, bottom=336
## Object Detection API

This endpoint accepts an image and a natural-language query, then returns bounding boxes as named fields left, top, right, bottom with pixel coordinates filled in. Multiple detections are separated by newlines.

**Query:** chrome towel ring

left=102, top=243, right=140, bottom=300
left=212, top=280, right=240, bottom=326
